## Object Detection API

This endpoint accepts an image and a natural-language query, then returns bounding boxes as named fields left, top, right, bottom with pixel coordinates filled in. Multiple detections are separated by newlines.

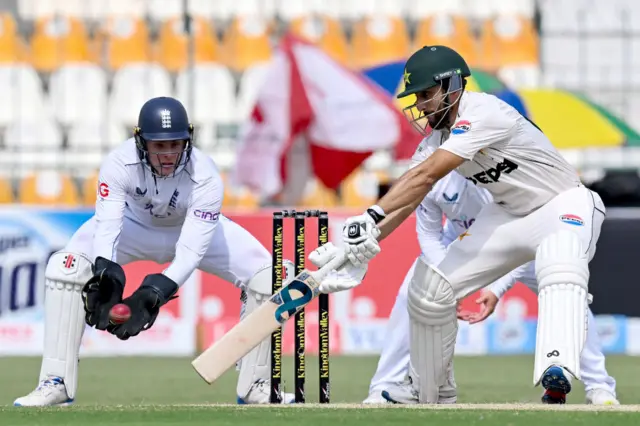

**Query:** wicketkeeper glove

left=82, top=256, right=126, bottom=330
left=107, top=273, right=179, bottom=340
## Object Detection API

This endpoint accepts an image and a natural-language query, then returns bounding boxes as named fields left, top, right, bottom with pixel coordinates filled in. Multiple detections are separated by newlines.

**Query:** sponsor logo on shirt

left=452, top=120, right=471, bottom=135
left=559, top=214, right=584, bottom=226
left=443, top=192, right=459, bottom=203
left=98, top=182, right=109, bottom=198
left=466, top=158, right=519, bottom=185
left=194, top=210, right=220, bottom=222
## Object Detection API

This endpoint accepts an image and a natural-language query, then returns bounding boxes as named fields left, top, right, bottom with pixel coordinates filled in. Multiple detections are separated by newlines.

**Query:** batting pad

left=40, top=252, right=93, bottom=399
left=407, top=260, right=458, bottom=404
left=534, top=230, right=590, bottom=385
left=236, top=261, right=294, bottom=399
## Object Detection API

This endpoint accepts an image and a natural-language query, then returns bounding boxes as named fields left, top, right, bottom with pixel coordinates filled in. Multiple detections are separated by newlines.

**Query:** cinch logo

left=194, top=210, right=220, bottom=221
left=466, top=158, right=518, bottom=185
left=98, top=182, right=109, bottom=197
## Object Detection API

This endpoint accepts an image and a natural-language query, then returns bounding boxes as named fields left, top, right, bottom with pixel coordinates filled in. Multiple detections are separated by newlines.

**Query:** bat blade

left=191, top=253, right=346, bottom=384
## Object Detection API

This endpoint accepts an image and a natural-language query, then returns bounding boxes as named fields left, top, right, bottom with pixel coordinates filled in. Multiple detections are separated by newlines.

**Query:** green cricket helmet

left=398, top=45, right=471, bottom=134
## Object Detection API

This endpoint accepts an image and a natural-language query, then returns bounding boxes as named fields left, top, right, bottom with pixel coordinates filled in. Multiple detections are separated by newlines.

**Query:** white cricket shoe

left=382, top=378, right=418, bottom=404
left=237, top=379, right=295, bottom=404
left=382, top=376, right=457, bottom=404
left=363, top=389, right=390, bottom=404
left=586, top=389, right=620, bottom=405
left=13, top=376, right=74, bottom=407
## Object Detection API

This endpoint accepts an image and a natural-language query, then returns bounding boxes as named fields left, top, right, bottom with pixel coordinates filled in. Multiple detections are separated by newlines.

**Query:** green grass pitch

left=2, top=355, right=639, bottom=425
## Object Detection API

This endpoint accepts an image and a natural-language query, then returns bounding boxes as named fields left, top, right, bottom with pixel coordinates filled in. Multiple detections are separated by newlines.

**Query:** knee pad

left=236, top=259, right=294, bottom=399
left=406, top=260, right=458, bottom=403
left=40, top=251, right=93, bottom=399
left=534, top=230, right=589, bottom=384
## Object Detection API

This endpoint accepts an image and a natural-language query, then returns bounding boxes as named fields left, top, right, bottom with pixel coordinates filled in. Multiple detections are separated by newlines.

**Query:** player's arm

left=415, top=198, right=448, bottom=266
left=92, top=154, right=128, bottom=262
left=83, top=153, right=130, bottom=330
left=376, top=149, right=465, bottom=238
left=163, top=174, right=224, bottom=286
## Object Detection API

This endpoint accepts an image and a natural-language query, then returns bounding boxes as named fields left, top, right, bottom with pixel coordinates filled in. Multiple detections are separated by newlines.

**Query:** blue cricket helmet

left=134, top=97, right=194, bottom=175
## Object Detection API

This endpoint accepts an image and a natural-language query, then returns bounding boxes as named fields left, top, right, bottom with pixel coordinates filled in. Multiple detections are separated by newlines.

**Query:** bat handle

left=311, top=251, right=348, bottom=282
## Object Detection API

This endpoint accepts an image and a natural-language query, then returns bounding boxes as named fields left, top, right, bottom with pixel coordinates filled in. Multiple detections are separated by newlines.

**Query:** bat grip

left=312, top=251, right=348, bottom=282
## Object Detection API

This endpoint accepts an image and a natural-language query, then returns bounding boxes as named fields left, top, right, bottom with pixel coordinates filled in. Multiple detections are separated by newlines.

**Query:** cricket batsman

left=14, top=97, right=304, bottom=406
left=320, top=45, right=607, bottom=403
left=362, top=144, right=618, bottom=405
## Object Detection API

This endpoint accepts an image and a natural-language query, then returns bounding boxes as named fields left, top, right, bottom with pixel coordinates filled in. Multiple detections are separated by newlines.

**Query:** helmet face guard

left=134, top=125, right=195, bottom=178
left=402, top=71, right=464, bottom=136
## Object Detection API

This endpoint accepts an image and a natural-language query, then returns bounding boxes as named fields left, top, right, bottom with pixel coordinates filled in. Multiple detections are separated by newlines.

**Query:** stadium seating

left=414, top=15, right=479, bottom=67
left=30, top=16, right=92, bottom=72
left=82, top=171, right=99, bottom=206
left=18, top=171, right=80, bottom=205
left=0, top=176, right=15, bottom=203
left=96, top=17, right=152, bottom=70
left=156, top=17, right=219, bottom=72
left=175, top=64, right=236, bottom=125
left=0, top=13, right=27, bottom=63
left=12, top=0, right=637, bottom=208
left=222, top=15, right=273, bottom=72
left=289, top=15, right=349, bottom=65
left=351, top=15, right=411, bottom=69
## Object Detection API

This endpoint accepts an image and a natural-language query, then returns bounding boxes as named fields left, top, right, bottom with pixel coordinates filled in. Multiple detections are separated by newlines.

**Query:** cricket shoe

left=382, top=376, right=457, bottom=404
left=363, top=389, right=391, bottom=404
left=13, top=376, right=74, bottom=407
left=585, top=389, right=620, bottom=405
left=541, top=365, right=572, bottom=404
left=237, top=379, right=295, bottom=404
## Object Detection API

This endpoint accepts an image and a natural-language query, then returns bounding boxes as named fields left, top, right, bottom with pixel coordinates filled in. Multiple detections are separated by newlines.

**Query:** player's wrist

left=366, top=205, right=386, bottom=224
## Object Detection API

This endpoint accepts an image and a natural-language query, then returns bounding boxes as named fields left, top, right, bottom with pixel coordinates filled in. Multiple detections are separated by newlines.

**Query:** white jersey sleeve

left=416, top=198, right=447, bottom=266
left=438, top=96, right=517, bottom=161
left=162, top=166, right=224, bottom=286
left=92, top=151, right=130, bottom=262
left=410, top=139, right=448, bottom=266
left=486, top=272, right=517, bottom=299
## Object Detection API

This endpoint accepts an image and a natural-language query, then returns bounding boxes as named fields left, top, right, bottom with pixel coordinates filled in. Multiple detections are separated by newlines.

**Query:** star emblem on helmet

left=403, top=69, right=411, bottom=85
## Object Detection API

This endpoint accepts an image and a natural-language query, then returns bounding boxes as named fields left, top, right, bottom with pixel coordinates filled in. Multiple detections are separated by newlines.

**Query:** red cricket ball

left=109, top=303, right=132, bottom=324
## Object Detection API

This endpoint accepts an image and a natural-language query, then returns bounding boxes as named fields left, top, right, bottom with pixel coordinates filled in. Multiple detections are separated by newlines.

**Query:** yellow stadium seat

left=290, top=15, right=349, bottom=65
left=414, top=15, right=479, bottom=68
left=297, top=179, right=338, bottom=209
left=0, top=176, right=15, bottom=203
left=340, top=169, right=389, bottom=208
left=30, top=16, right=92, bottom=72
left=19, top=171, right=80, bottom=206
left=95, top=17, right=151, bottom=70
left=82, top=171, right=99, bottom=206
left=222, top=15, right=272, bottom=72
left=479, top=15, right=539, bottom=70
left=220, top=172, right=259, bottom=210
left=156, top=17, right=219, bottom=73
left=351, top=15, right=411, bottom=69
left=0, top=13, right=27, bottom=63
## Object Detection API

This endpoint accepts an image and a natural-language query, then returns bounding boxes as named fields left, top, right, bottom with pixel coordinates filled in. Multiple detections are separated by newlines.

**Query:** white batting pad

left=40, top=252, right=93, bottom=399
left=407, top=260, right=458, bottom=404
left=534, top=230, right=589, bottom=385
left=236, top=261, right=294, bottom=399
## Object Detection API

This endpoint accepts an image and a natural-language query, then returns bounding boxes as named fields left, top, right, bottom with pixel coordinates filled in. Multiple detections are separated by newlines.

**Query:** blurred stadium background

left=2, top=0, right=640, bottom=406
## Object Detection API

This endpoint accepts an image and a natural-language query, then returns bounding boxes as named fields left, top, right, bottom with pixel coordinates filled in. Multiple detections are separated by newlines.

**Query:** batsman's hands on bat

left=107, top=273, right=179, bottom=340
left=82, top=257, right=126, bottom=330
left=457, top=290, right=499, bottom=324
left=308, top=242, right=367, bottom=294
left=342, top=208, right=382, bottom=265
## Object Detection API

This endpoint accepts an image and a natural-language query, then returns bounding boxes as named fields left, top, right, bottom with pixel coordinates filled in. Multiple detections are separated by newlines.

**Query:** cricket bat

left=191, top=252, right=346, bottom=384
